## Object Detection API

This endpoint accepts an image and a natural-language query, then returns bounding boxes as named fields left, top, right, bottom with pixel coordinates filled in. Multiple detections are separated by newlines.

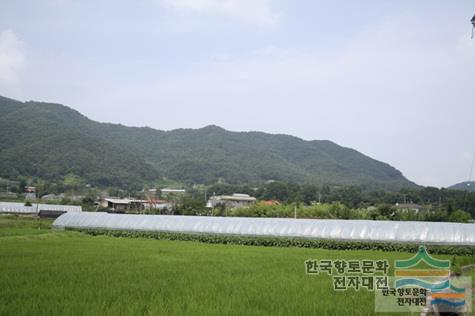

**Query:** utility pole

left=462, top=152, right=475, bottom=211
left=36, top=187, right=41, bottom=230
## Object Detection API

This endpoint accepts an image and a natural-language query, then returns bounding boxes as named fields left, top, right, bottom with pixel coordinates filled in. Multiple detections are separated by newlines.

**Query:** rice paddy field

left=0, top=215, right=473, bottom=316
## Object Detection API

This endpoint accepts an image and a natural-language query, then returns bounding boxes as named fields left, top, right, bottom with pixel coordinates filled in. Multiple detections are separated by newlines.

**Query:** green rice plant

left=1, top=216, right=474, bottom=315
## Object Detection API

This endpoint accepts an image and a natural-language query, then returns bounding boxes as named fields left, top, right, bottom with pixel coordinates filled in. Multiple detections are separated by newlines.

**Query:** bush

left=448, top=210, right=472, bottom=223
left=73, top=228, right=475, bottom=256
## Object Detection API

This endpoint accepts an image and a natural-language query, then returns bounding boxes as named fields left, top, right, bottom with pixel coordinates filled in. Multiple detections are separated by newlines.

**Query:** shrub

left=72, top=228, right=475, bottom=256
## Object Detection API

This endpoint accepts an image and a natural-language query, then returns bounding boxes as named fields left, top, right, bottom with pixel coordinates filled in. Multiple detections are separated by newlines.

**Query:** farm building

left=53, top=213, right=475, bottom=246
left=101, top=198, right=145, bottom=212
left=41, top=194, right=64, bottom=201
left=145, top=200, right=172, bottom=211
left=0, top=202, right=82, bottom=217
left=206, top=193, right=256, bottom=209
left=394, top=203, right=423, bottom=213
left=100, top=198, right=171, bottom=212
left=160, top=188, right=186, bottom=197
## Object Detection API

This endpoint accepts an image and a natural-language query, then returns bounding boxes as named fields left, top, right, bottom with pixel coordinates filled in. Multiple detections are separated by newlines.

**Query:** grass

left=0, top=215, right=54, bottom=237
left=0, top=215, right=473, bottom=315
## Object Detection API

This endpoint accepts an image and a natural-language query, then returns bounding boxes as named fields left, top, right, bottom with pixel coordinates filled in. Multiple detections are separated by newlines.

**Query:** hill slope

left=449, top=181, right=475, bottom=192
left=0, top=95, right=417, bottom=189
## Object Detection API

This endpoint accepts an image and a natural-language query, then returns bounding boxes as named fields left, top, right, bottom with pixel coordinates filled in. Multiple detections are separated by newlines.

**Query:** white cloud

left=94, top=15, right=474, bottom=187
left=160, top=0, right=279, bottom=27
left=0, top=30, right=25, bottom=94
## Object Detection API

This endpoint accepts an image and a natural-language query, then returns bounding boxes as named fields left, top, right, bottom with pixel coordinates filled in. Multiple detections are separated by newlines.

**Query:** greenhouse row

left=0, top=202, right=82, bottom=215
left=53, top=212, right=475, bottom=245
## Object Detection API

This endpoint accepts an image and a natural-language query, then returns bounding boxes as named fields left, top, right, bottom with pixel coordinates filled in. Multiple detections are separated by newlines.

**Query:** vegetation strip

left=74, top=228, right=475, bottom=256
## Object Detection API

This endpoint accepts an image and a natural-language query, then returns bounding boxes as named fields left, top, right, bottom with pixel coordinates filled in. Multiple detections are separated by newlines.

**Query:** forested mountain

left=449, top=181, right=475, bottom=192
left=0, top=95, right=417, bottom=189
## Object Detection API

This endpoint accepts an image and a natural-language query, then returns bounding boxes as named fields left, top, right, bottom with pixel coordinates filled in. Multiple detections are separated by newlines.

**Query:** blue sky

left=0, top=0, right=474, bottom=187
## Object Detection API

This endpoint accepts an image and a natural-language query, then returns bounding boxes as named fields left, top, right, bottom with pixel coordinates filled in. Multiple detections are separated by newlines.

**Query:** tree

left=262, top=182, right=290, bottom=202
left=448, top=210, right=472, bottom=223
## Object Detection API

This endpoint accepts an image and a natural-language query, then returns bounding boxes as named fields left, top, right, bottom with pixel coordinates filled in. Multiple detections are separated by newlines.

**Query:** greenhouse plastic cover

left=53, top=212, right=475, bottom=245
left=0, top=202, right=82, bottom=214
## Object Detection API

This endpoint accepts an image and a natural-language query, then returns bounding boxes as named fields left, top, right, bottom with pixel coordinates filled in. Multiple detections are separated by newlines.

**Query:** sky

left=0, top=0, right=474, bottom=188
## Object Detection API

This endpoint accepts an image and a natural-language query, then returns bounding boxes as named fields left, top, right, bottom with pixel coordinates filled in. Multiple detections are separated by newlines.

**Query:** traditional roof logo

left=394, top=246, right=466, bottom=310
left=395, top=246, right=450, bottom=269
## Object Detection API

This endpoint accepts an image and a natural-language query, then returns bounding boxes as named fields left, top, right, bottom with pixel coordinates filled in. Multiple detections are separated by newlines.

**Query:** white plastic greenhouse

left=53, top=212, right=475, bottom=246
left=0, top=202, right=82, bottom=215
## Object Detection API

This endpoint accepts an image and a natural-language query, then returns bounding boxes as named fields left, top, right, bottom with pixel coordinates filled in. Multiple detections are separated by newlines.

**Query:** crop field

left=0, top=215, right=473, bottom=315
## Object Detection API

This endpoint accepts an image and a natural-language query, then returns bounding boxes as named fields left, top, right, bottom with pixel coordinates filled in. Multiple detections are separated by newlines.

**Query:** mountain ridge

left=449, top=181, right=475, bottom=192
left=0, top=95, right=417, bottom=189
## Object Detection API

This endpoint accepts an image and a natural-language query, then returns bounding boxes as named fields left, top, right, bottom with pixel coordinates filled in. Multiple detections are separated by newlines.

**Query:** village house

left=394, top=203, right=423, bottom=213
left=206, top=193, right=256, bottom=209
left=100, top=198, right=171, bottom=212
left=100, top=198, right=145, bottom=212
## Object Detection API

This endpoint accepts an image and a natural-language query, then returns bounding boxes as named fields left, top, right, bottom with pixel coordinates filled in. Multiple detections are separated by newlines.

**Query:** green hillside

left=449, top=181, right=475, bottom=192
left=0, top=95, right=417, bottom=189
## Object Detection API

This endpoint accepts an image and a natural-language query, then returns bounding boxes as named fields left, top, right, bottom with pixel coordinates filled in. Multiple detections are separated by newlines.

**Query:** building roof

left=0, top=202, right=82, bottom=214
left=53, top=213, right=475, bottom=246
left=144, top=199, right=168, bottom=204
left=395, top=203, right=422, bottom=209
left=210, top=195, right=256, bottom=202
left=261, top=200, right=281, bottom=205
left=160, top=188, right=186, bottom=193
left=105, top=198, right=146, bottom=205
left=210, top=194, right=256, bottom=202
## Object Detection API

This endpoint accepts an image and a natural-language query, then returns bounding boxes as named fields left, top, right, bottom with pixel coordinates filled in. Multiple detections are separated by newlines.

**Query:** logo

left=375, top=246, right=472, bottom=313
left=305, top=246, right=472, bottom=313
